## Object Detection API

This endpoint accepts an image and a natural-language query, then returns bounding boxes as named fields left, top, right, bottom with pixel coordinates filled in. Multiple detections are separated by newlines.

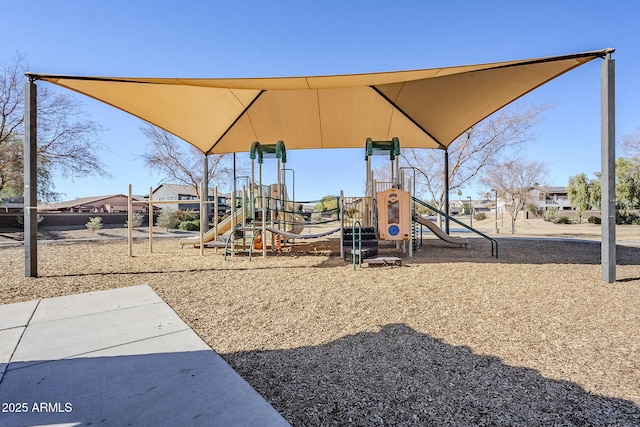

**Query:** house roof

left=29, top=49, right=611, bottom=155
left=530, top=186, right=568, bottom=194
left=40, top=194, right=143, bottom=211
left=545, top=186, right=569, bottom=194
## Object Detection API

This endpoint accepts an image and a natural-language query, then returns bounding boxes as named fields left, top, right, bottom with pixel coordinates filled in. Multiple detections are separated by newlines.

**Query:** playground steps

left=343, top=226, right=378, bottom=261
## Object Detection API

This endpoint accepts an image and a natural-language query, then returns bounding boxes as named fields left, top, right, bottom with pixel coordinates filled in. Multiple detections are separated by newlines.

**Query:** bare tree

left=0, top=134, right=22, bottom=197
left=481, top=158, right=548, bottom=234
left=1, top=55, right=29, bottom=198
left=140, top=124, right=234, bottom=196
left=402, top=102, right=549, bottom=208
left=620, top=126, right=640, bottom=159
left=1, top=53, right=107, bottom=201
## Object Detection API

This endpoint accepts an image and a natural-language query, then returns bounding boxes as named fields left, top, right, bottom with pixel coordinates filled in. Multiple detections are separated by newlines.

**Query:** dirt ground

left=1, top=220, right=639, bottom=426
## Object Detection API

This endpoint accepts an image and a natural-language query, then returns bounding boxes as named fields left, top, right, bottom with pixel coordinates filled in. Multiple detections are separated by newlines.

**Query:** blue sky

left=2, top=1, right=638, bottom=202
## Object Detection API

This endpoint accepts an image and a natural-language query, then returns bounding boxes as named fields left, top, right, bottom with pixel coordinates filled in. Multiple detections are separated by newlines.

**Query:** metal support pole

left=251, top=155, right=255, bottom=223
left=24, top=80, right=38, bottom=277
left=368, top=166, right=374, bottom=227
left=394, top=158, right=397, bottom=186
left=149, top=187, right=154, bottom=253
left=128, top=184, right=133, bottom=257
left=281, top=168, right=295, bottom=212
left=199, top=181, right=205, bottom=256
left=214, top=186, right=219, bottom=253
left=493, top=189, right=499, bottom=234
left=366, top=158, right=371, bottom=196
left=371, top=176, right=377, bottom=227
left=277, top=158, right=282, bottom=209
left=443, top=149, right=450, bottom=234
left=340, top=190, right=345, bottom=260
left=203, top=154, right=209, bottom=232
left=232, top=153, right=237, bottom=244
left=259, top=162, right=266, bottom=257
left=601, top=52, right=616, bottom=283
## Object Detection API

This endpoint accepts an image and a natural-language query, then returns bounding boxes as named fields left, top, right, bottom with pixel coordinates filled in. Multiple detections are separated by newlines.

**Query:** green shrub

left=614, top=212, right=639, bottom=225
left=628, top=213, right=640, bottom=225
left=543, top=207, right=559, bottom=223
left=474, top=212, right=487, bottom=221
left=554, top=216, right=572, bottom=224
left=16, top=214, right=44, bottom=226
left=85, top=216, right=103, bottom=233
left=124, top=212, right=144, bottom=229
left=178, top=219, right=200, bottom=231
left=526, top=203, right=541, bottom=218
left=177, top=210, right=198, bottom=222
left=587, top=216, right=601, bottom=224
left=156, top=208, right=179, bottom=231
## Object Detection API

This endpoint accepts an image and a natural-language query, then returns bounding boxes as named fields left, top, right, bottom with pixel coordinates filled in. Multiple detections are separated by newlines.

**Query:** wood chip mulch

left=1, top=236, right=639, bottom=426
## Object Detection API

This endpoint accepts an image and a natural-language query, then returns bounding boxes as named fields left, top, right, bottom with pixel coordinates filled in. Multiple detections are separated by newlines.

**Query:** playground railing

left=262, top=195, right=341, bottom=225
left=342, top=196, right=372, bottom=228
left=412, top=197, right=499, bottom=258
left=375, top=181, right=394, bottom=193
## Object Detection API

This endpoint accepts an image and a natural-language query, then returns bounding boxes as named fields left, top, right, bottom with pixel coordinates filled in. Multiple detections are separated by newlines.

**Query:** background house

left=151, top=184, right=230, bottom=216
left=472, top=198, right=495, bottom=214
left=528, top=186, right=572, bottom=211
left=449, top=198, right=494, bottom=216
left=1, top=194, right=151, bottom=230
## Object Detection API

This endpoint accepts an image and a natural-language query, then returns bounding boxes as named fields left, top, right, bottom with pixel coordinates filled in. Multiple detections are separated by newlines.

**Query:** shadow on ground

left=286, top=236, right=640, bottom=269
left=224, top=323, right=640, bottom=426
left=394, top=237, right=640, bottom=266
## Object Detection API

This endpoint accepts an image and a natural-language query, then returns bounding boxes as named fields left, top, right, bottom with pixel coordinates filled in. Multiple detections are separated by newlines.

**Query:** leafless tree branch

left=480, top=158, right=548, bottom=233
left=139, top=124, right=234, bottom=196
left=1, top=53, right=108, bottom=201
left=401, top=101, right=549, bottom=209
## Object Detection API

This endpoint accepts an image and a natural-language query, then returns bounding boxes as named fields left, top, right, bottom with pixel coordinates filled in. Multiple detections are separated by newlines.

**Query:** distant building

left=449, top=200, right=463, bottom=215
left=528, top=186, right=571, bottom=211
left=488, top=186, right=572, bottom=217
left=449, top=198, right=494, bottom=215
left=151, top=184, right=230, bottom=215
left=472, top=198, right=494, bottom=213
left=40, top=194, right=147, bottom=213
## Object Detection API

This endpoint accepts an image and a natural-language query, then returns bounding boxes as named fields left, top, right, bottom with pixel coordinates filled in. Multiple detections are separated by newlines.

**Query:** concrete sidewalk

left=0, top=285, right=290, bottom=426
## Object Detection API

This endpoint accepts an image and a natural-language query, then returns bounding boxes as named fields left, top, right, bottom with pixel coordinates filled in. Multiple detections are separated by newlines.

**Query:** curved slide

left=179, top=208, right=244, bottom=247
left=413, top=216, right=469, bottom=248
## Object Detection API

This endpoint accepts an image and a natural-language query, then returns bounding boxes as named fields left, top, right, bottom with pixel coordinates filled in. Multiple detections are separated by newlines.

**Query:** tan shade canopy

left=30, top=49, right=611, bottom=154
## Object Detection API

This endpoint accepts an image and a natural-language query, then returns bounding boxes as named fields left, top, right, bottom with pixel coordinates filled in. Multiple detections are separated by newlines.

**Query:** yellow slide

left=413, top=216, right=469, bottom=248
left=179, top=207, right=244, bottom=247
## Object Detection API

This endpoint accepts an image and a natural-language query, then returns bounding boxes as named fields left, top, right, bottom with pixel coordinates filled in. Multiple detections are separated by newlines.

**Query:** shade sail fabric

left=30, top=49, right=611, bottom=155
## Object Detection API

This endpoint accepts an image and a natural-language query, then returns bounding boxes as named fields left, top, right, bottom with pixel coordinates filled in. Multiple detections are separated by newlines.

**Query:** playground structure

left=128, top=138, right=498, bottom=263
left=23, top=50, right=617, bottom=281
left=175, top=140, right=340, bottom=259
